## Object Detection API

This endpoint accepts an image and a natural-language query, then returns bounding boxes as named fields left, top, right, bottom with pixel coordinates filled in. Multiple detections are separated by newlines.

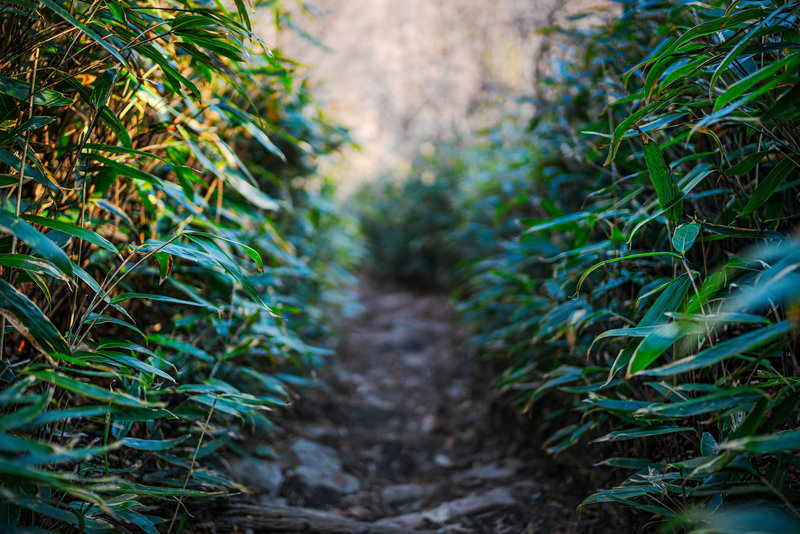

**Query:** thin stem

left=72, top=234, right=182, bottom=348
left=167, top=396, right=217, bottom=534
left=1, top=46, right=40, bottom=362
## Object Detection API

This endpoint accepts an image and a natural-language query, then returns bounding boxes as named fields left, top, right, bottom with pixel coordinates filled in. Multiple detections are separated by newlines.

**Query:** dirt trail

left=206, top=281, right=591, bottom=533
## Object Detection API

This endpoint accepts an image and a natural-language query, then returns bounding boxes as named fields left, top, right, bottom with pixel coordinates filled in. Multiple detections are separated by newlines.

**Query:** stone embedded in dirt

left=288, top=438, right=361, bottom=495
left=445, top=379, right=468, bottom=400
left=376, top=487, right=517, bottom=529
left=380, top=483, right=438, bottom=505
left=293, top=465, right=361, bottom=495
left=290, top=438, right=342, bottom=468
left=227, top=458, right=284, bottom=495
left=434, top=453, right=454, bottom=468
left=298, top=424, right=349, bottom=440
left=420, top=414, right=436, bottom=433
left=453, top=459, right=523, bottom=484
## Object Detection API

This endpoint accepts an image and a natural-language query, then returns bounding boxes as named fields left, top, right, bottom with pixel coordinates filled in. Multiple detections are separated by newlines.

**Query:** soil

left=194, top=280, right=618, bottom=533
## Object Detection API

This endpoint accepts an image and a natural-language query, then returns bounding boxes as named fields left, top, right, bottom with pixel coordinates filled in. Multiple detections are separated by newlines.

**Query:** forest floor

left=196, top=281, right=612, bottom=533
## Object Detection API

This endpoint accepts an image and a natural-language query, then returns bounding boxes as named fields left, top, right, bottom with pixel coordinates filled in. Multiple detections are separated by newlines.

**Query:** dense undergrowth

left=0, top=1, right=358, bottom=531
left=358, top=0, right=800, bottom=530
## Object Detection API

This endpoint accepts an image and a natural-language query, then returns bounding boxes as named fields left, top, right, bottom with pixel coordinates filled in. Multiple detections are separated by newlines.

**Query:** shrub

left=356, top=143, right=465, bottom=287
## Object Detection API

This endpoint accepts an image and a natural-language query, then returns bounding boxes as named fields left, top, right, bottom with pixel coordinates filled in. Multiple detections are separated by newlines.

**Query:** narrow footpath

left=204, top=281, right=595, bottom=533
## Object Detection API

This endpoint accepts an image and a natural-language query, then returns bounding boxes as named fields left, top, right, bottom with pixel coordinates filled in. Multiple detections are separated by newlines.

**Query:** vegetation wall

left=0, top=0, right=357, bottom=531
left=358, top=1, right=800, bottom=529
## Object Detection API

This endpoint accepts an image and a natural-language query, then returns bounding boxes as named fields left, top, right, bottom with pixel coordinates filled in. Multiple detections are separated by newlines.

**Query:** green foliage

left=0, top=0, right=356, bottom=531
left=359, top=0, right=800, bottom=528
left=356, top=144, right=465, bottom=287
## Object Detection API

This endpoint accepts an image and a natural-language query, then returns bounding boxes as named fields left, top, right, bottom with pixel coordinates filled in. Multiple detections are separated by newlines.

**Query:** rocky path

left=205, top=282, right=589, bottom=533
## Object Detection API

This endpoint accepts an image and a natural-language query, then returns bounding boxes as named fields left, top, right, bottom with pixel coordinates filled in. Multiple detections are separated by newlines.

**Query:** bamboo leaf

left=741, top=158, right=796, bottom=216
left=721, top=429, right=800, bottom=453
left=22, top=214, right=119, bottom=255
left=640, top=322, right=792, bottom=377
left=643, top=137, right=682, bottom=223
left=578, top=252, right=681, bottom=292
left=0, top=280, right=69, bottom=355
left=89, top=68, right=117, bottom=110
left=182, top=231, right=263, bottom=271
left=627, top=322, right=694, bottom=377
left=0, top=254, right=69, bottom=282
left=25, top=369, right=157, bottom=407
left=605, top=90, right=685, bottom=165
left=39, top=0, right=131, bottom=70
left=0, top=75, right=71, bottom=106
left=672, top=223, right=699, bottom=254
left=594, top=426, right=694, bottom=442
left=120, top=436, right=187, bottom=450
left=111, top=292, right=219, bottom=312
left=638, top=389, right=765, bottom=418
left=184, top=234, right=268, bottom=309
left=714, top=53, right=800, bottom=113
left=0, top=209, right=72, bottom=275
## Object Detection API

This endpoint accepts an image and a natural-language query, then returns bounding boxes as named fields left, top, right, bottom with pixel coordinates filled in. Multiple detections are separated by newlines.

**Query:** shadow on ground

left=195, top=280, right=615, bottom=533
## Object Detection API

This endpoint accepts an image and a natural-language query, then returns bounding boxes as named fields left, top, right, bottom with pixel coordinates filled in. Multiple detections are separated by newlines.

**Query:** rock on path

left=207, top=281, right=588, bottom=533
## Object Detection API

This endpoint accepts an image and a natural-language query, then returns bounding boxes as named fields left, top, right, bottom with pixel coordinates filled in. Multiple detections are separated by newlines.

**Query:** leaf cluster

left=0, top=0, right=357, bottom=531
left=358, top=0, right=800, bottom=529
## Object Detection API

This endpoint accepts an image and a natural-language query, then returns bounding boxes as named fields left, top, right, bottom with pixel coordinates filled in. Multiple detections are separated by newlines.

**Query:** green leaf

left=664, top=8, right=766, bottom=60
left=714, top=53, right=800, bottom=113
left=627, top=322, right=696, bottom=377
left=185, top=234, right=268, bottom=309
left=522, top=211, right=594, bottom=235
left=720, top=429, right=800, bottom=454
left=0, top=116, right=55, bottom=148
left=25, top=369, right=157, bottom=407
left=82, top=154, right=164, bottom=188
left=148, top=334, right=214, bottom=363
left=726, top=151, right=769, bottom=176
left=699, top=221, right=782, bottom=240
left=578, top=252, right=681, bottom=292
left=92, top=198, right=136, bottom=230
left=0, top=75, right=71, bottom=106
left=762, top=83, right=800, bottom=121
left=593, top=426, right=694, bottom=442
left=643, top=137, right=682, bottom=223
left=22, top=214, right=119, bottom=255
left=0, top=150, right=58, bottom=192
left=84, top=313, right=146, bottom=340
left=638, top=389, right=765, bottom=418
left=672, top=223, right=699, bottom=254
left=134, top=44, right=199, bottom=98
left=0, top=280, right=70, bottom=355
left=741, top=158, right=796, bottom=216
left=640, top=321, right=792, bottom=377
left=39, top=0, right=131, bottom=70
left=155, top=252, right=172, bottom=283
left=94, top=350, right=175, bottom=382
left=120, top=436, right=187, bottom=450
left=0, top=209, right=72, bottom=275
left=0, top=254, right=69, bottom=282
left=89, top=68, right=117, bottom=110
left=233, top=0, right=252, bottom=31
left=182, top=231, right=263, bottom=271
left=111, top=292, right=219, bottom=312
left=579, top=485, right=673, bottom=516
left=18, top=405, right=113, bottom=430
left=0, top=390, right=52, bottom=431
left=639, top=274, right=693, bottom=327
left=605, top=88, right=686, bottom=165
left=701, top=432, right=719, bottom=456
